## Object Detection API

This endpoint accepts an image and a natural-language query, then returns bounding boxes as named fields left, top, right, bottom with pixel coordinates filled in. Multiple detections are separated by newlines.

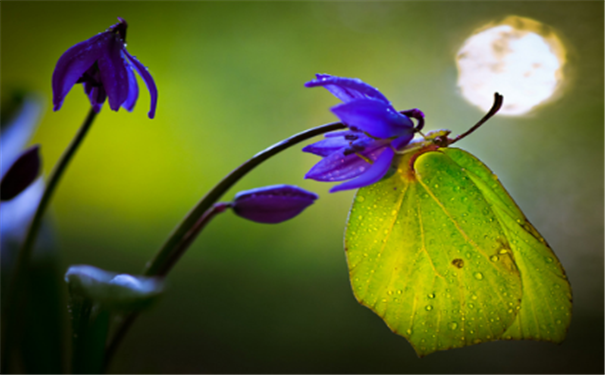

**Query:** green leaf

left=344, top=137, right=572, bottom=357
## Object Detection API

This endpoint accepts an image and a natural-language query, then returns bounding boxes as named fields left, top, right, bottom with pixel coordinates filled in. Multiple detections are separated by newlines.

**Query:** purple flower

left=52, top=17, right=157, bottom=118
left=232, top=185, right=318, bottom=224
left=303, top=74, right=424, bottom=192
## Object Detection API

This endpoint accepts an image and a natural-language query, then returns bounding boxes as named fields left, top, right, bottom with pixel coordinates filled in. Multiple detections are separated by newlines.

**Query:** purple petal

left=305, top=141, right=388, bottom=182
left=305, top=74, right=390, bottom=104
left=52, top=32, right=111, bottom=111
left=331, top=99, right=414, bottom=139
left=330, top=147, right=395, bottom=193
left=232, top=185, right=318, bottom=224
left=0, top=145, right=41, bottom=201
left=123, top=49, right=158, bottom=119
left=97, top=36, right=129, bottom=111
left=122, top=62, right=139, bottom=112
left=302, top=137, right=352, bottom=157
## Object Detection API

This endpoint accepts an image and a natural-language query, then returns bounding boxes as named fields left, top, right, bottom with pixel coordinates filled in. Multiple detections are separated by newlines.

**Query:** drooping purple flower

left=232, top=185, right=318, bottom=224
left=303, top=74, right=424, bottom=192
left=52, top=17, right=157, bottom=118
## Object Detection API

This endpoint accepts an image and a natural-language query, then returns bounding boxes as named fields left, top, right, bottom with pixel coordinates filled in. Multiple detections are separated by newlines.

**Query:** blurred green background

left=2, top=1, right=603, bottom=373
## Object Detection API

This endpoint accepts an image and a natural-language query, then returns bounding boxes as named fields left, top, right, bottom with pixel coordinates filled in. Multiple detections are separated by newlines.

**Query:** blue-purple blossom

left=232, top=185, right=318, bottom=224
left=303, top=74, right=424, bottom=192
left=52, top=17, right=157, bottom=118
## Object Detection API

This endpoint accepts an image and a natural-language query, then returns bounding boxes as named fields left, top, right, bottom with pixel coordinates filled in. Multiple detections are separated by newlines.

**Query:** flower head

left=52, top=17, right=157, bottom=118
left=303, top=74, right=423, bottom=192
left=232, top=185, right=318, bottom=224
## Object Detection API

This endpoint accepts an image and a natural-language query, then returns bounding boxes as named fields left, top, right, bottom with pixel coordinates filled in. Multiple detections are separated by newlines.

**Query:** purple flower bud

left=232, top=185, right=318, bottom=224
left=1, top=145, right=41, bottom=201
left=52, top=18, right=157, bottom=118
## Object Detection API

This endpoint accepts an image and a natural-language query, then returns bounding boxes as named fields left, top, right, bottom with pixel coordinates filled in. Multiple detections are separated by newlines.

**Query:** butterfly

left=344, top=102, right=572, bottom=357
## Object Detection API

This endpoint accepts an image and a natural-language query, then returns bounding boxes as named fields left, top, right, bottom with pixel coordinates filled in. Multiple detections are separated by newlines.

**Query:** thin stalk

left=104, top=120, right=347, bottom=370
left=2, top=107, right=98, bottom=373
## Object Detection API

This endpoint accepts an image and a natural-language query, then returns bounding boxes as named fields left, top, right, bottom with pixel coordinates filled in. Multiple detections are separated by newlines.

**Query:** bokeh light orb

left=456, top=16, right=567, bottom=116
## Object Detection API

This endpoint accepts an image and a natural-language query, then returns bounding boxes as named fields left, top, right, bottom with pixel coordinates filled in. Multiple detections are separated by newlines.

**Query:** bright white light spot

left=456, top=16, right=566, bottom=116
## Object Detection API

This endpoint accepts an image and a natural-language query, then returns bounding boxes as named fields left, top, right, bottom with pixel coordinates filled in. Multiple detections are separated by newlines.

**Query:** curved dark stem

left=103, top=120, right=347, bottom=371
left=449, top=93, right=503, bottom=145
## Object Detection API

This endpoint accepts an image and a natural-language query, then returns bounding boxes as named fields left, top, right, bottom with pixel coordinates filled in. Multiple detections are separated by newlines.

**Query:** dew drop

left=356, top=196, right=365, bottom=202
left=406, top=329, right=412, bottom=335
left=449, top=322, right=458, bottom=330
left=468, top=303, right=474, bottom=309
left=397, top=290, right=403, bottom=295
left=545, top=256, right=554, bottom=263
left=391, top=210, right=397, bottom=215
left=425, top=305, right=433, bottom=311
left=427, top=293, right=436, bottom=299
left=474, top=272, right=484, bottom=280
left=387, top=290, right=393, bottom=295
left=499, top=249, right=508, bottom=254
left=471, top=294, right=478, bottom=300
left=490, top=255, right=499, bottom=262
left=358, top=215, right=363, bottom=220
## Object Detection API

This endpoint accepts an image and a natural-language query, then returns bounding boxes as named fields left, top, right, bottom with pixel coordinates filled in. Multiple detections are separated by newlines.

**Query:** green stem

left=103, top=120, right=347, bottom=370
left=1, top=107, right=98, bottom=373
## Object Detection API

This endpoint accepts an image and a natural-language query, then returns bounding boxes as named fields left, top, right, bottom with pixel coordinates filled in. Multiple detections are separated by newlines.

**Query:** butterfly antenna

left=450, top=93, right=503, bottom=145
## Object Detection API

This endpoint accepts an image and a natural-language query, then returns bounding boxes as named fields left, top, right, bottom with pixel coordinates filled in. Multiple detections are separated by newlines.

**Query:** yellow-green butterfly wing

left=345, top=142, right=571, bottom=357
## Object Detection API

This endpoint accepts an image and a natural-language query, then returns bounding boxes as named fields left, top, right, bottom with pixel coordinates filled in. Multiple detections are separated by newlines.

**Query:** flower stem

left=2, top=107, right=98, bottom=373
left=103, top=120, right=347, bottom=370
